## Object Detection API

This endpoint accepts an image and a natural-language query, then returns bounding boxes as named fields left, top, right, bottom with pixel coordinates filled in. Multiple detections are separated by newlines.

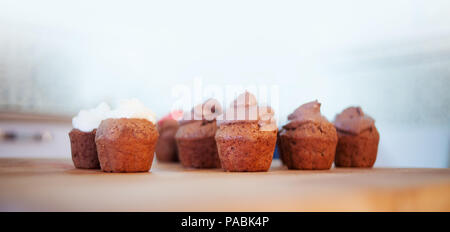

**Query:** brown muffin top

left=281, top=120, right=337, bottom=140
left=69, top=128, right=97, bottom=136
left=157, top=119, right=178, bottom=140
left=157, top=118, right=178, bottom=131
left=215, top=121, right=277, bottom=140
left=217, top=91, right=277, bottom=131
left=175, top=120, right=217, bottom=139
left=334, top=106, right=375, bottom=135
left=175, top=98, right=222, bottom=140
left=95, top=118, right=158, bottom=144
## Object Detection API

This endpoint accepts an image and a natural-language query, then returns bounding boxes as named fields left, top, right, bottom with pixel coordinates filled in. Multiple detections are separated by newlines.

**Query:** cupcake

left=215, top=91, right=277, bottom=172
left=155, top=111, right=183, bottom=162
left=279, top=100, right=337, bottom=170
left=95, top=99, right=159, bottom=173
left=334, top=107, right=379, bottom=167
left=69, top=103, right=110, bottom=169
left=175, top=99, right=222, bottom=168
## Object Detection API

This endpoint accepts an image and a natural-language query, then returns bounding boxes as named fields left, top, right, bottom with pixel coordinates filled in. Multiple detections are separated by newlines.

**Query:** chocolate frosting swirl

left=218, top=91, right=277, bottom=131
left=285, top=100, right=329, bottom=127
left=194, top=98, right=223, bottom=121
left=179, top=98, right=223, bottom=125
left=334, top=106, right=375, bottom=134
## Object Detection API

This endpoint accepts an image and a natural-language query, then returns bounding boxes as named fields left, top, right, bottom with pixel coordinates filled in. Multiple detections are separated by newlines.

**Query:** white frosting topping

left=72, top=102, right=111, bottom=132
left=108, top=98, right=156, bottom=124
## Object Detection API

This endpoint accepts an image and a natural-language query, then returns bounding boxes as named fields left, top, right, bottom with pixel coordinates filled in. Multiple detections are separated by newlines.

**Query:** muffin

left=334, top=106, right=379, bottom=167
left=277, top=131, right=286, bottom=165
left=215, top=91, right=277, bottom=172
left=155, top=111, right=182, bottom=162
left=95, top=99, right=159, bottom=173
left=279, top=100, right=337, bottom=170
left=175, top=99, right=223, bottom=168
left=69, top=129, right=99, bottom=169
left=69, top=103, right=110, bottom=169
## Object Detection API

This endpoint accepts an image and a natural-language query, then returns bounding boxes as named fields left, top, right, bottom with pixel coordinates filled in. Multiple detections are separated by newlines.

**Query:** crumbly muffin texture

left=95, top=118, right=159, bottom=173
left=279, top=121, right=337, bottom=170
left=176, top=120, right=217, bottom=139
left=335, top=127, right=379, bottom=167
left=216, top=122, right=277, bottom=172
left=176, top=121, right=221, bottom=168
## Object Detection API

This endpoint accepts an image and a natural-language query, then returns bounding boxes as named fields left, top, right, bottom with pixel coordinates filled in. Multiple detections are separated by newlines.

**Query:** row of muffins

left=155, top=91, right=379, bottom=172
left=171, top=92, right=278, bottom=172
left=277, top=101, right=379, bottom=169
left=69, top=92, right=379, bottom=173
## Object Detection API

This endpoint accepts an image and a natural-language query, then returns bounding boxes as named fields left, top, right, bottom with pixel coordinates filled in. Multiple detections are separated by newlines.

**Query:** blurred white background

left=0, top=0, right=449, bottom=167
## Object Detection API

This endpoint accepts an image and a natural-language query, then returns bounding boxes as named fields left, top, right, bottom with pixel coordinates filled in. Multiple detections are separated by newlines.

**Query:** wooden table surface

left=0, top=158, right=449, bottom=211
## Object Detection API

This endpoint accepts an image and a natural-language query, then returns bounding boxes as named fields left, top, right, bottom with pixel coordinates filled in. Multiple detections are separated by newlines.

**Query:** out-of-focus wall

left=0, top=0, right=449, bottom=167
